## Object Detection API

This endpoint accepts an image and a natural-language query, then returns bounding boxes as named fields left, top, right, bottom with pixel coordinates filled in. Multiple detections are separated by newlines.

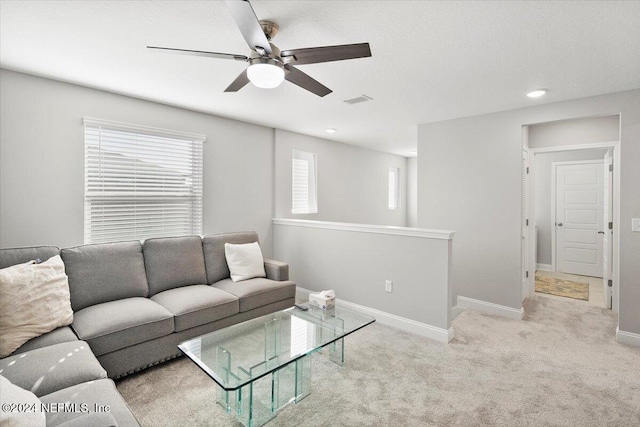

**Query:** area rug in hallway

left=535, top=274, right=589, bottom=301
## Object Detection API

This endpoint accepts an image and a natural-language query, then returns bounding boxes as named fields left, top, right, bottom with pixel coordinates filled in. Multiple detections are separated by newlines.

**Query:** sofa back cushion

left=0, top=246, right=60, bottom=269
left=202, top=232, right=259, bottom=284
left=61, top=241, right=149, bottom=311
left=143, top=236, right=207, bottom=296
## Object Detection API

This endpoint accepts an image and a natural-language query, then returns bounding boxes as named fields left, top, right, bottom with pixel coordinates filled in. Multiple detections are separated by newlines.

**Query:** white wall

left=0, top=70, right=276, bottom=256
left=274, top=129, right=407, bottom=226
left=407, top=157, right=418, bottom=227
left=534, top=149, right=608, bottom=266
left=417, top=89, right=640, bottom=336
left=273, top=220, right=453, bottom=338
left=528, top=114, right=620, bottom=148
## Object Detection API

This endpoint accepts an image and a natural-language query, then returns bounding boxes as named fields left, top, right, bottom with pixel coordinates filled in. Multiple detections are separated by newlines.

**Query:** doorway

left=522, top=122, right=620, bottom=312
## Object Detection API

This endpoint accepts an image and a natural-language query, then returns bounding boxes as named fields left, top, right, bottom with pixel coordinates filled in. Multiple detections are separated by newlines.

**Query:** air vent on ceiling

left=343, top=95, right=373, bottom=105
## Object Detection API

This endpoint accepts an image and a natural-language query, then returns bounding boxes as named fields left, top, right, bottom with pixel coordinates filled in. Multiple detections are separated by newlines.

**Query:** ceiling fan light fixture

left=247, top=58, right=285, bottom=89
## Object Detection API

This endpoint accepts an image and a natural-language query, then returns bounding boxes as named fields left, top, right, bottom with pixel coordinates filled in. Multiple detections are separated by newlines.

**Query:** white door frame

left=551, top=159, right=605, bottom=274
left=528, top=141, right=621, bottom=313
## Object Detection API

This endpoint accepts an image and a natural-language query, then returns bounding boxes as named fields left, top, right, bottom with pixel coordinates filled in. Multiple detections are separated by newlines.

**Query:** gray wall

left=274, top=129, right=407, bottom=226
left=274, top=222, right=452, bottom=331
left=534, top=149, right=608, bottom=266
left=417, top=89, right=640, bottom=335
left=407, top=157, right=418, bottom=227
left=0, top=70, right=276, bottom=255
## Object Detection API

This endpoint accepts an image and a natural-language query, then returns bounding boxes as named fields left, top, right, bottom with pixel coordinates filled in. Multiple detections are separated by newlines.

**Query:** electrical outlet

left=632, top=218, right=640, bottom=232
left=385, top=280, right=393, bottom=293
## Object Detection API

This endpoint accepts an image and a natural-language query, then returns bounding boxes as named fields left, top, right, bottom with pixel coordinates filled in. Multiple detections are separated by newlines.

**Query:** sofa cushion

left=41, top=379, right=140, bottom=427
left=61, top=241, right=149, bottom=311
left=213, top=278, right=296, bottom=312
left=142, top=236, right=207, bottom=296
left=72, top=298, right=173, bottom=357
left=0, top=246, right=60, bottom=269
left=0, top=255, right=74, bottom=357
left=203, top=232, right=259, bottom=284
left=151, top=285, right=239, bottom=332
left=0, top=341, right=106, bottom=397
left=11, top=326, right=78, bottom=356
left=0, top=374, right=46, bottom=426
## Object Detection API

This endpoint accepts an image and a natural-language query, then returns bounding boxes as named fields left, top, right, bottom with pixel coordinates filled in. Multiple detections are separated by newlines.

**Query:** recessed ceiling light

left=527, top=89, right=548, bottom=98
left=326, top=128, right=337, bottom=134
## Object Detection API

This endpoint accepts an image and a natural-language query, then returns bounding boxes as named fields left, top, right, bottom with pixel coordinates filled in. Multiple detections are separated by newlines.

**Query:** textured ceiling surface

left=1, top=1, right=639, bottom=156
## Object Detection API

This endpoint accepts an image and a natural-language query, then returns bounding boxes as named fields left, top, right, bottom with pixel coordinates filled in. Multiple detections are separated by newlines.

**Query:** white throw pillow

left=225, top=242, right=266, bottom=283
left=0, top=375, right=46, bottom=427
left=0, top=255, right=73, bottom=357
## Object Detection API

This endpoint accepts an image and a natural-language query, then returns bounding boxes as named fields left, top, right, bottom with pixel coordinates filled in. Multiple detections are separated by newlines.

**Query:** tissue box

left=309, top=292, right=335, bottom=310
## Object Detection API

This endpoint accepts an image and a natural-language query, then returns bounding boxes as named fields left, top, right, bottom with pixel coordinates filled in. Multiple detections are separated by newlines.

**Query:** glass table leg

left=327, top=337, right=345, bottom=366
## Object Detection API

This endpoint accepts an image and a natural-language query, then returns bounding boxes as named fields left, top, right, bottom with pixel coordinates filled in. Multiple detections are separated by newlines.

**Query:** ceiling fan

left=147, top=0, right=371, bottom=97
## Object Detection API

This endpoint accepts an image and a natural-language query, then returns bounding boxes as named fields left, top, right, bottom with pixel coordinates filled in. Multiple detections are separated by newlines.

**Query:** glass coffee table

left=179, top=304, right=375, bottom=427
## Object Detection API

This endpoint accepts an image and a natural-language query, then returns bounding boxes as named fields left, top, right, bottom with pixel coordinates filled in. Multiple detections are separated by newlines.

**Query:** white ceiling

left=1, top=1, right=639, bottom=156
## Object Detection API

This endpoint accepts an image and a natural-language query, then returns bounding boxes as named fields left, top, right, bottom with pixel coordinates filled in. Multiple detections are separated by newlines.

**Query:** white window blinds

left=84, top=118, right=204, bottom=244
left=292, top=149, right=317, bottom=214
left=389, top=167, right=400, bottom=210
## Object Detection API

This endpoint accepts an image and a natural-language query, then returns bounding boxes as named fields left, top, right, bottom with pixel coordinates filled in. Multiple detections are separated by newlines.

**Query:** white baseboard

left=457, top=296, right=524, bottom=320
left=536, top=263, right=552, bottom=271
left=296, top=287, right=454, bottom=343
left=616, top=327, right=640, bottom=347
left=452, top=306, right=465, bottom=320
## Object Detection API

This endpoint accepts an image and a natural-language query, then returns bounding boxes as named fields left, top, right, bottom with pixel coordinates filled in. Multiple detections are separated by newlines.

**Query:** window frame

left=83, top=117, right=205, bottom=244
left=291, top=149, right=318, bottom=214
left=388, top=166, right=400, bottom=210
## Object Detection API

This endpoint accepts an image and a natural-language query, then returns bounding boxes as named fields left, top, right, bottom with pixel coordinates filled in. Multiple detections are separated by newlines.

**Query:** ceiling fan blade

left=224, top=69, right=250, bottom=92
left=225, top=0, right=272, bottom=55
left=280, top=43, right=371, bottom=65
left=147, top=46, right=248, bottom=61
left=284, top=65, right=332, bottom=97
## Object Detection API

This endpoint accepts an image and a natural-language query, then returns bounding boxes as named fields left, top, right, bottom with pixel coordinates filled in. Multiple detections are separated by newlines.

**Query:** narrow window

left=292, top=149, right=318, bottom=214
left=389, top=167, right=400, bottom=210
left=84, top=118, right=204, bottom=244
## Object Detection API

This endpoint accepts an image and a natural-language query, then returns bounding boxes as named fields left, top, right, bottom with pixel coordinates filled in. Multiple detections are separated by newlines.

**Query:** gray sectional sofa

left=0, top=232, right=296, bottom=426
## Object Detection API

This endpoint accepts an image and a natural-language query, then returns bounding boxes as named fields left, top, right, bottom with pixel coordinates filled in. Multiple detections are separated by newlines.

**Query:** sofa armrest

left=264, top=259, right=289, bottom=281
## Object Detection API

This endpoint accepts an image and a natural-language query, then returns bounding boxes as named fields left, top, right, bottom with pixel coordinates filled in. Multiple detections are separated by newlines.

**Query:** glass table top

left=178, top=305, right=375, bottom=390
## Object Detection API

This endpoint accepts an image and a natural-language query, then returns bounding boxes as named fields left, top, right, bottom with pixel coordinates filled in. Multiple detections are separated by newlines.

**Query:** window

left=292, top=149, right=317, bottom=214
left=84, top=118, right=204, bottom=244
left=388, top=167, right=400, bottom=210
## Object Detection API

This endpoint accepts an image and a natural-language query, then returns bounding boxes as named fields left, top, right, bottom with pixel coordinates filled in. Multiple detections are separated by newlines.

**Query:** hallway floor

left=535, top=269, right=606, bottom=308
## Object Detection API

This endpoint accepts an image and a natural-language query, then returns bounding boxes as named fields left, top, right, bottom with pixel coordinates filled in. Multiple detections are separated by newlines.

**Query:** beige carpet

left=535, top=274, right=590, bottom=301
left=117, top=295, right=640, bottom=426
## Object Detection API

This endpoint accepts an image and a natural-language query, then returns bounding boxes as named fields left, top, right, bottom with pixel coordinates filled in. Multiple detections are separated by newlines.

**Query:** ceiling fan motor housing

left=259, top=20, right=279, bottom=41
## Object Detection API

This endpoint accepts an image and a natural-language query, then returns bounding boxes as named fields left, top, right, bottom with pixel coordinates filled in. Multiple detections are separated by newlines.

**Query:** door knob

left=557, top=222, right=563, bottom=227
left=598, top=231, right=605, bottom=234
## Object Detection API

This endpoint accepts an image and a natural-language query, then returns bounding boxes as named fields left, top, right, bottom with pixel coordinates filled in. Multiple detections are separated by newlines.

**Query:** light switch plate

left=385, top=280, right=393, bottom=293
left=632, top=218, right=640, bottom=232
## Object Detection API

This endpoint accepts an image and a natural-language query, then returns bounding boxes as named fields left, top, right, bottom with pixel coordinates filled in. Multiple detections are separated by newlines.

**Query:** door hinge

left=526, top=219, right=529, bottom=226
left=608, top=279, right=613, bottom=287
left=609, top=164, right=613, bottom=172
left=526, top=167, right=529, bottom=174
left=609, top=221, right=613, bottom=230
left=526, top=271, right=529, bottom=278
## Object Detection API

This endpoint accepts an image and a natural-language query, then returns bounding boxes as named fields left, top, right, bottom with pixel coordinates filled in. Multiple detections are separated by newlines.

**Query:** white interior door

left=555, top=162, right=604, bottom=277
left=602, top=151, right=613, bottom=308
left=522, top=149, right=530, bottom=301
